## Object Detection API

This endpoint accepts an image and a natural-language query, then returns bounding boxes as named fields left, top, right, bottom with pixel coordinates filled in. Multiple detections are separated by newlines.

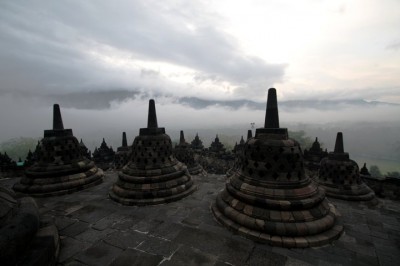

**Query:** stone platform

left=1, top=172, right=400, bottom=266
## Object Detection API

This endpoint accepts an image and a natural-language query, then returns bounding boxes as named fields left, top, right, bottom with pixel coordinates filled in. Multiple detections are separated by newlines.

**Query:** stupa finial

left=180, top=130, right=185, bottom=144
left=53, top=104, right=64, bottom=130
left=122, top=132, right=127, bottom=147
left=147, top=99, right=158, bottom=128
left=264, top=88, right=279, bottom=128
left=247, top=129, right=252, bottom=140
left=334, top=132, right=344, bottom=153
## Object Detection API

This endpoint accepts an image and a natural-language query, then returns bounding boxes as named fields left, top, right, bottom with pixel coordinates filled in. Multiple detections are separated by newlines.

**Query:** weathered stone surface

left=2, top=170, right=399, bottom=266
left=212, top=88, right=343, bottom=247
left=0, top=187, right=59, bottom=266
left=110, top=248, right=164, bottom=266
left=74, top=241, right=123, bottom=266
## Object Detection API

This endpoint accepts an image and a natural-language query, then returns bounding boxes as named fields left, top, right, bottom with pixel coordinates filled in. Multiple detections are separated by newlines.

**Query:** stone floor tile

left=160, top=246, right=218, bottom=266
left=60, top=221, right=90, bottom=237
left=136, top=235, right=181, bottom=257
left=110, top=248, right=163, bottom=266
left=58, top=237, right=91, bottom=263
left=74, top=241, right=123, bottom=266
left=103, top=230, right=148, bottom=250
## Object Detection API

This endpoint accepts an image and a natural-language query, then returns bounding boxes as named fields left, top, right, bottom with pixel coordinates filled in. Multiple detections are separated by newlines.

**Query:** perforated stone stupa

left=319, top=133, right=377, bottom=203
left=174, top=130, right=203, bottom=175
left=109, top=99, right=196, bottom=205
left=212, top=88, right=343, bottom=247
left=0, top=187, right=59, bottom=265
left=13, top=104, right=104, bottom=197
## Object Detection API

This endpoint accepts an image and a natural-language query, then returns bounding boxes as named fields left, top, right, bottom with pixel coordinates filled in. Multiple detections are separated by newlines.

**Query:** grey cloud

left=178, top=96, right=399, bottom=111
left=386, top=41, right=400, bottom=51
left=0, top=1, right=285, bottom=98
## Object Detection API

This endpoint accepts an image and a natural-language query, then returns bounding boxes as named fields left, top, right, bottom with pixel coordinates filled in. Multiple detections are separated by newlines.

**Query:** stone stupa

left=93, top=138, right=115, bottom=170
left=212, top=88, right=343, bottom=247
left=109, top=99, right=196, bottom=205
left=174, top=130, right=204, bottom=175
left=114, top=132, right=131, bottom=169
left=13, top=104, right=104, bottom=197
left=319, top=133, right=377, bottom=203
left=304, top=137, right=328, bottom=171
left=190, top=133, right=204, bottom=152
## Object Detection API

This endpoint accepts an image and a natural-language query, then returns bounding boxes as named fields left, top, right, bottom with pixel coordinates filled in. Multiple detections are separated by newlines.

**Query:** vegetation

left=386, top=171, right=400, bottom=178
left=0, top=137, right=39, bottom=161
left=289, top=130, right=313, bottom=149
left=369, top=165, right=383, bottom=177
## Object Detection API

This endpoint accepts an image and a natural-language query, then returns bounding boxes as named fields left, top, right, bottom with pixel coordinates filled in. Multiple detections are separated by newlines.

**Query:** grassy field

left=352, top=156, right=399, bottom=175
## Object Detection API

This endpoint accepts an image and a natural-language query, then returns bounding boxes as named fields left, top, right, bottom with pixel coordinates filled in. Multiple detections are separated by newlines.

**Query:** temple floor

left=1, top=172, right=399, bottom=266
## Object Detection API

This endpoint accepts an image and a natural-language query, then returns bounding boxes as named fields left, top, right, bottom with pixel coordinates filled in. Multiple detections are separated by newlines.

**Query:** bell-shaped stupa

left=212, top=88, right=343, bottom=247
left=13, top=104, right=104, bottom=196
left=109, top=100, right=196, bottom=205
left=319, top=133, right=376, bottom=203
left=174, top=131, right=204, bottom=175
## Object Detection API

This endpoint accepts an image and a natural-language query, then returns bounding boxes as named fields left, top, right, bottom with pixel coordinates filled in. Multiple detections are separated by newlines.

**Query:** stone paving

left=1, top=172, right=400, bottom=266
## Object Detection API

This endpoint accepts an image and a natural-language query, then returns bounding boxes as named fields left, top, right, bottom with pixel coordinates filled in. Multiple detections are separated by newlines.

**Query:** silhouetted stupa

left=79, top=139, right=91, bottom=159
left=212, top=88, right=343, bottom=247
left=109, top=99, right=196, bottom=205
left=13, top=104, right=104, bottom=196
left=174, top=130, right=204, bottom=175
left=304, top=137, right=328, bottom=170
left=93, top=138, right=115, bottom=170
left=360, top=163, right=371, bottom=177
left=209, top=135, right=225, bottom=154
left=190, top=133, right=204, bottom=151
left=114, top=132, right=131, bottom=169
left=319, top=133, right=377, bottom=203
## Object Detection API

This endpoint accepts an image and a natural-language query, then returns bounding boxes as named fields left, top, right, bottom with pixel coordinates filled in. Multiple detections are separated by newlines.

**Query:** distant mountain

left=178, top=97, right=400, bottom=111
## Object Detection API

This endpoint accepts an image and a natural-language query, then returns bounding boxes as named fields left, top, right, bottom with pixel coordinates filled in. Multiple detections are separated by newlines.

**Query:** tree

left=386, top=171, right=400, bottom=178
left=289, top=130, right=312, bottom=149
left=369, top=165, right=382, bottom=177
left=0, top=137, right=39, bottom=161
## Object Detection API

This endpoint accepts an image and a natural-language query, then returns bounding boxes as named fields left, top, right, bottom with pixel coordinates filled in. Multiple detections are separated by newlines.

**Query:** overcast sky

left=0, top=0, right=399, bottom=142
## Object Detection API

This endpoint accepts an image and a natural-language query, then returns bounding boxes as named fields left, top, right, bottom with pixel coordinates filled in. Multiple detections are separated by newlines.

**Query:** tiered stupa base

left=211, top=189, right=343, bottom=247
left=187, top=164, right=204, bottom=175
left=110, top=160, right=196, bottom=206
left=14, top=160, right=103, bottom=197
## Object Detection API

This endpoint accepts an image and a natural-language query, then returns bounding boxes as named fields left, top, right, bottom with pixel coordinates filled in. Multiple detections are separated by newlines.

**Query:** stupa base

left=211, top=203, right=344, bottom=248
left=13, top=168, right=104, bottom=197
left=109, top=184, right=197, bottom=206
left=188, top=165, right=205, bottom=175
left=322, top=185, right=378, bottom=205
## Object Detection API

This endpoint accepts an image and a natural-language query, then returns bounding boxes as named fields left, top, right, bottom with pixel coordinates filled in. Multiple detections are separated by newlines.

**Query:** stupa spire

left=122, top=132, right=127, bottom=147
left=53, top=104, right=64, bottom=130
left=180, top=130, right=185, bottom=144
left=147, top=99, right=158, bottom=128
left=334, top=132, right=344, bottom=153
left=264, top=88, right=279, bottom=128
left=247, top=130, right=252, bottom=140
